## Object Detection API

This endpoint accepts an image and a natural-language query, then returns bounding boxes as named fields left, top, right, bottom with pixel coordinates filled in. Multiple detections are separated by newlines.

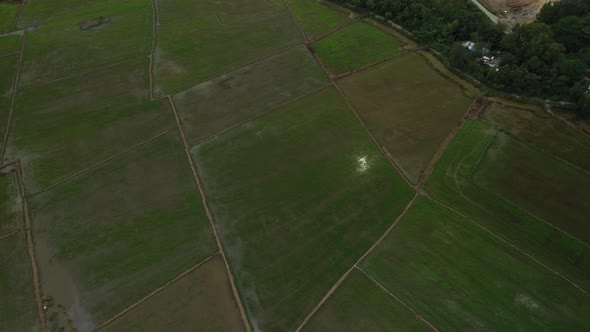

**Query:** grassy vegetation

left=0, top=170, right=21, bottom=236
left=19, top=0, right=152, bottom=86
left=155, top=13, right=302, bottom=96
left=8, top=61, right=173, bottom=193
left=0, top=3, right=18, bottom=32
left=156, top=0, right=286, bottom=25
left=481, top=102, right=590, bottom=171
left=0, top=54, right=17, bottom=144
left=0, top=35, right=21, bottom=55
left=288, top=0, right=349, bottom=39
left=361, top=197, right=590, bottom=330
left=0, top=233, right=38, bottom=331
left=474, top=132, right=590, bottom=244
left=193, top=87, right=414, bottom=331
left=304, top=269, right=429, bottom=331
left=100, top=256, right=244, bottom=332
left=313, top=21, right=401, bottom=74
left=30, top=132, right=217, bottom=327
left=173, top=45, right=329, bottom=145
left=339, top=52, right=473, bottom=183
left=425, top=120, right=590, bottom=292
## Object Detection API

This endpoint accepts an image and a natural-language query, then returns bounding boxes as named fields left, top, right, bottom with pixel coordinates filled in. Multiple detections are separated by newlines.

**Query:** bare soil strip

left=427, top=196, right=590, bottom=297
left=1, top=32, right=26, bottom=161
left=95, top=252, right=220, bottom=330
left=356, top=266, right=439, bottom=331
left=167, top=96, right=252, bottom=332
left=15, top=162, right=47, bottom=332
left=333, top=82, right=416, bottom=189
left=192, top=83, right=332, bottom=146
left=283, top=0, right=308, bottom=41
left=26, top=57, right=144, bottom=90
left=29, top=128, right=175, bottom=198
left=0, top=228, right=20, bottom=241
left=417, top=97, right=487, bottom=188
left=295, top=194, right=419, bottom=331
left=149, top=0, right=159, bottom=101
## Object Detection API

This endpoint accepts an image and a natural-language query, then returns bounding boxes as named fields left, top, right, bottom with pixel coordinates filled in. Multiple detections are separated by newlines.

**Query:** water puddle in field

left=355, top=155, right=371, bottom=174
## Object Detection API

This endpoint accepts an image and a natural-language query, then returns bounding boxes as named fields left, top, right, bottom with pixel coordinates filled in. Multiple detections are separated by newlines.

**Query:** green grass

left=0, top=35, right=21, bottom=55
left=0, top=54, right=17, bottom=145
left=361, top=197, right=590, bottom=330
left=289, top=0, right=349, bottom=39
left=19, top=0, right=152, bottom=87
left=173, top=45, right=329, bottom=145
left=99, top=256, right=244, bottom=332
left=0, top=233, right=38, bottom=331
left=0, top=3, right=18, bottom=32
left=313, top=21, right=401, bottom=74
left=474, top=132, right=590, bottom=244
left=339, top=52, right=473, bottom=183
left=30, top=132, right=217, bottom=327
left=193, top=87, right=414, bottom=331
left=481, top=102, right=590, bottom=171
left=7, top=60, right=173, bottom=193
left=156, top=0, right=286, bottom=25
left=425, top=120, right=590, bottom=292
left=154, top=13, right=302, bottom=96
left=304, top=269, right=430, bottom=331
left=0, top=170, right=21, bottom=236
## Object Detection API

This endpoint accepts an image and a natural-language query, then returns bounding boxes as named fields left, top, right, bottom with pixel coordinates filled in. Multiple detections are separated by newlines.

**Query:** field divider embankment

left=167, top=96, right=252, bottom=332
left=333, top=48, right=422, bottom=81
left=149, top=0, right=160, bottom=101
left=283, top=0, right=308, bottom=42
left=29, top=128, right=175, bottom=198
left=159, top=43, right=303, bottom=100
left=193, top=83, right=333, bottom=146
left=15, top=161, right=47, bottom=332
left=95, top=252, right=220, bottom=330
left=355, top=267, right=439, bottom=331
left=13, top=0, right=27, bottom=29
left=1, top=32, right=26, bottom=161
left=26, top=57, right=145, bottom=90
left=417, top=97, right=488, bottom=189
left=427, top=196, right=590, bottom=297
left=332, top=82, right=416, bottom=189
left=307, top=13, right=361, bottom=44
left=295, top=194, right=419, bottom=331
left=0, top=229, right=21, bottom=241
left=0, top=51, right=21, bottom=59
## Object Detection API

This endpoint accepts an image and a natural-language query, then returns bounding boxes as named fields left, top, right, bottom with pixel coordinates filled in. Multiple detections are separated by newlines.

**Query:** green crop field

left=289, top=0, right=350, bottom=39
left=2, top=0, right=590, bottom=330
left=304, top=269, right=430, bottom=331
left=30, top=132, right=217, bottom=327
left=7, top=61, right=172, bottom=192
left=481, top=102, right=590, bottom=170
left=313, top=21, right=402, bottom=74
left=193, top=86, right=413, bottom=330
left=474, top=132, right=590, bottom=243
left=173, top=45, right=329, bottom=145
left=360, top=197, right=590, bottom=330
left=0, top=233, right=38, bottom=331
left=339, top=52, right=473, bottom=183
left=154, top=12, right=302, bottom=96
left=99, top=255, right=244, bottom=332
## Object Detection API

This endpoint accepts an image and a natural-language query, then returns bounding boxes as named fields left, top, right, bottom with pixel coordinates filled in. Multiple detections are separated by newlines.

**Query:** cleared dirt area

left=476, top=0, right=551, bottom=26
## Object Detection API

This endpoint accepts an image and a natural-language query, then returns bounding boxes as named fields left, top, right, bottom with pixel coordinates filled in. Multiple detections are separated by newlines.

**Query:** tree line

left=333, top=0, right=590, bottom=116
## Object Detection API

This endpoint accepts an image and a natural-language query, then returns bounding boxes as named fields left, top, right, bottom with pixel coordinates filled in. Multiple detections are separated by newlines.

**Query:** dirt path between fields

left=148, top=0, right=159, bottom=101
left=167, top=96, right=252, bottom=332
left=14, top=162, right=47, bottom=332
left=417, top=97, right=489, bottom=188
left=295, top=194, right=420, bottom=331
left=356, top=267, right=439, bottom=331
left=1, top=32, right=26, bottom=161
